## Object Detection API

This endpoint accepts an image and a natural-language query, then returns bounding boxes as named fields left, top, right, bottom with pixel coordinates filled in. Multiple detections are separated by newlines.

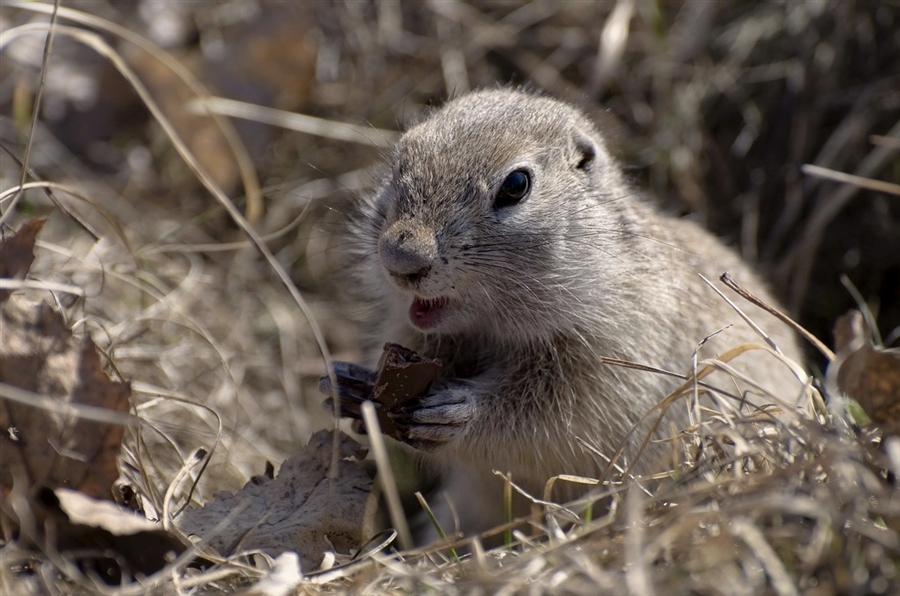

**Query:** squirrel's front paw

left=390, top=387, right=476, bottom=451
left=318, top=361, right=377, bottom=419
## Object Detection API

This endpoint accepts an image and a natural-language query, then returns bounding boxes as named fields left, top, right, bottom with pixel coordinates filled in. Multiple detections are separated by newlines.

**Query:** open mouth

left=409, top=296, right=450, bottom=329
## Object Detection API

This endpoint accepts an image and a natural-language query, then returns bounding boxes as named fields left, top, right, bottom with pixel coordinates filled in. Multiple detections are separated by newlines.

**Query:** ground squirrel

left=326, top=89, right=806, bottom=537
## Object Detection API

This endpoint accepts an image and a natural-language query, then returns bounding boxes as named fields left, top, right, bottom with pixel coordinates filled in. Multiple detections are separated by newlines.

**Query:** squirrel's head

left=359, top=89, right=631, bottom=342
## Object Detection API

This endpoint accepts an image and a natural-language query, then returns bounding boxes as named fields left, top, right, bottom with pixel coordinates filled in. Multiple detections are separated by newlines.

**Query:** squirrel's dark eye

left=494, top=170, right=531, bottom=209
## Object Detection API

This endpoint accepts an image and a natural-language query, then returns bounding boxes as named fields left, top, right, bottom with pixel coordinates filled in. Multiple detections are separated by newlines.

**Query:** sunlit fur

left=344, top=89, right=805, bottom=536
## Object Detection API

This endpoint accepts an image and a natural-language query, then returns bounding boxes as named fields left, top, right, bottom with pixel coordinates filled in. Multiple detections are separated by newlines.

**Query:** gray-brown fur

left=333, top=89, right=805, bottom=537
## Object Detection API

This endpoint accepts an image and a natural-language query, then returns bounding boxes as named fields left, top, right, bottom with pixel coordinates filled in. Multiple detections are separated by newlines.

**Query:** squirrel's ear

left=570, top=130, right=597, bottom=171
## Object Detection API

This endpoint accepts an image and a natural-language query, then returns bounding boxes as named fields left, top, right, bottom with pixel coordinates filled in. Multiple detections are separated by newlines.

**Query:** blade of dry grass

left=187, top=97, right=398, bottom=148
left=361, top=401, right=413, bottom=550
left=0, top=0, right=57, bottom=228
left=802, top=163, right=900, bottom=196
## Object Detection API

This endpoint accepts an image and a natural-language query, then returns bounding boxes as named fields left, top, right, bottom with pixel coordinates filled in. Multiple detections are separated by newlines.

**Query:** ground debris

left=178, top=429, right=375, bottom=571
left=831, top=309, right=900, bottom=435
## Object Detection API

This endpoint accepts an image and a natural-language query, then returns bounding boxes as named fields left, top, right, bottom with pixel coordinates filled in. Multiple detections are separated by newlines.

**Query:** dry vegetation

left=1, top=1, right=898, bottom=594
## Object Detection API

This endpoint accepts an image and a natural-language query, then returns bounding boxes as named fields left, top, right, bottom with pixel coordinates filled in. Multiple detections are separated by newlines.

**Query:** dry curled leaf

left=831, top=310, right=900, bottom=435
left=0, top=218, right=47, bottom=302
left=0, top=294, right=131, bottom=499
left=178, top=430, right=375, bottom=570
left=28, top=487, right=185, bottom=583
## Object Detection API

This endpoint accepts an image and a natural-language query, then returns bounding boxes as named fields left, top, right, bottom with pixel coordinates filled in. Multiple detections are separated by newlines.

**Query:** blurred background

left=1, top=0, right=898, bottom=493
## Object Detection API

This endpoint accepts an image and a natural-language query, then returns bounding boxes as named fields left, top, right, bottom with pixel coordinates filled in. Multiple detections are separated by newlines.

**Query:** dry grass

left=1, top=1, right=897, bottom=594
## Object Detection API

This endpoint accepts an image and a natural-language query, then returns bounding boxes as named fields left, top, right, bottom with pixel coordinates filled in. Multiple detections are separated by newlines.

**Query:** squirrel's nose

left=379, top=221, right=438, bottom=284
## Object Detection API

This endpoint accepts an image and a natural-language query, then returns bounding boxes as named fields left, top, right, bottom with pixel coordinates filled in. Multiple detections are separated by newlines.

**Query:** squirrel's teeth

left=427, top=297, right=447, bottom=308
left=409, top=296, right=450, bottom=329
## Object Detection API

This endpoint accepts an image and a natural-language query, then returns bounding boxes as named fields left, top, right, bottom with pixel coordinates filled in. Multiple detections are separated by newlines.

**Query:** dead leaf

left=0, top=294, right=131, bottom=499
left=0, top=218, right=47, bottom=302
left=178, top=430, right=376, bottom=570
left=28, top=486, right=185, bottom=583
left=831, top=310, right=900, bottom=435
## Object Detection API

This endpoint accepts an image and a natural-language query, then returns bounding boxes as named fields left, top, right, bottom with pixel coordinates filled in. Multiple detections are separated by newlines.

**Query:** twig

left=801, top=163, right=900, bottom=196
left=361, top=401, right=414, bottom=550
left=719, top=273, right=835, bottom=361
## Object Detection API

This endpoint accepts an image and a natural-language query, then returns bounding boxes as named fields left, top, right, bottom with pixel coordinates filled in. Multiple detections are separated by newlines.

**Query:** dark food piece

left=320, top=343, right=441, bottom=439
left=372, top=343, right=442, bottom=435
